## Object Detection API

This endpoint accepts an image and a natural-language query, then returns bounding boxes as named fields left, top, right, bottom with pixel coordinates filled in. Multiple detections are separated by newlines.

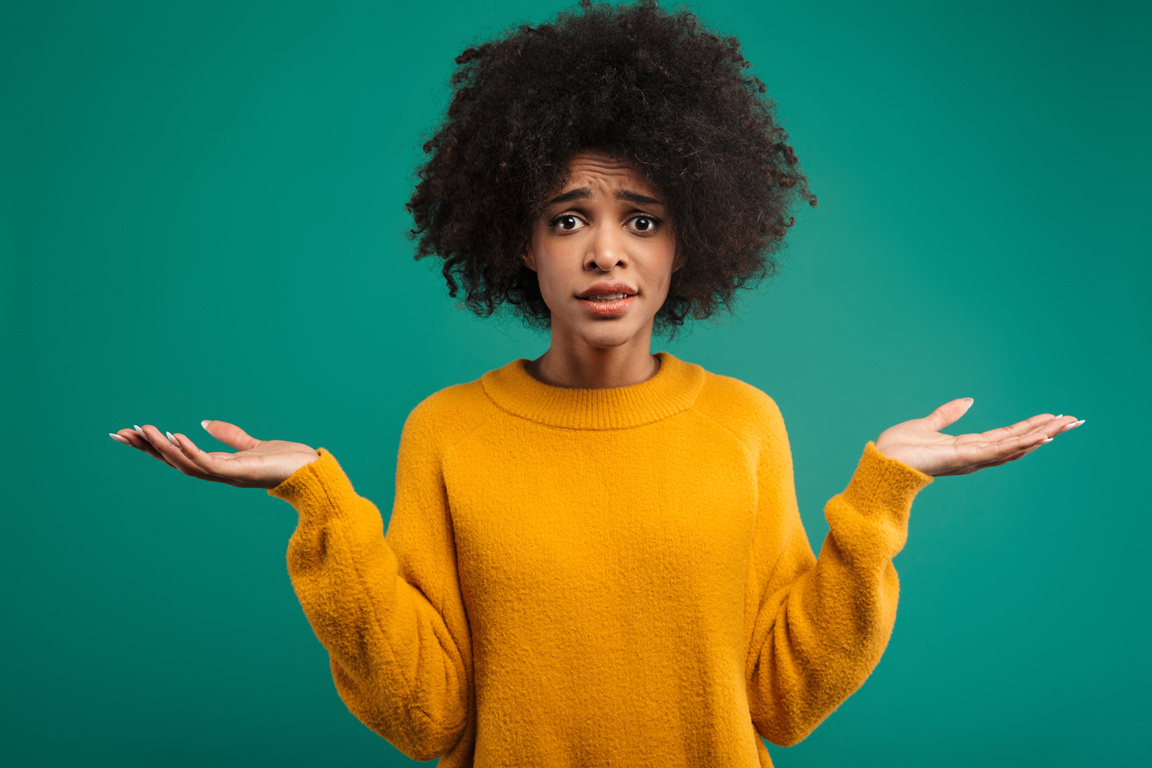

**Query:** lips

left=577, top=294, right=636, bottom=318
left=576, top=281, right=637, bottom=299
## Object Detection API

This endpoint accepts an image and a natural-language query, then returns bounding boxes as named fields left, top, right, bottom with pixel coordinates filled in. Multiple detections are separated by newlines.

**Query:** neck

left=527, top=330, right=659, bottom=389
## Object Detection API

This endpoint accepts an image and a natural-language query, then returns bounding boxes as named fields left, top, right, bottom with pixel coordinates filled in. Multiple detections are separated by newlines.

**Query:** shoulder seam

left=691, top=373, right=780, bottom=454
left=439, top=398, right=502, bottom=465
left=406, top=380, right=501, bottom=461
left=687, top=407, right=760, bottom=456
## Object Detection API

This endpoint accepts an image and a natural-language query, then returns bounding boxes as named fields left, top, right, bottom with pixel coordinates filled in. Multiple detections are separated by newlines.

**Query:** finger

left=1058, top=418, right=1085, bottom=434
left=953, top=429, right=1050, bottom=470
left=201, top=420, right=262, bottom=451
left=957, top=438, right=1049, bottom=473
left=122, top=426, right=177, bottom=467
left=112, top=428, right=146, bottom=452
left=925, top=398, right=975, bottom=431
left=1006, top=429, right=1054, bottom=452
left=138, top=424, right=219, bottom=480
left=1021, top=415, right=1082, bottom=443
left=976, top=448, right=1039, bottom=469
left=981, top=414, right=1074, bottom=443
left=936, top=434, right=1048, bottom=475
left=942, top=415, right=1079, bottom=476
left=169, top=431, right=234, bottom=478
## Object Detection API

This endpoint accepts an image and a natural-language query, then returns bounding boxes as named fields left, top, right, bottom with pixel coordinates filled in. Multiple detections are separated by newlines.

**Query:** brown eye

left=630, top=215, right=661, bottom=233
left=550, top=214, right=583, bottom=231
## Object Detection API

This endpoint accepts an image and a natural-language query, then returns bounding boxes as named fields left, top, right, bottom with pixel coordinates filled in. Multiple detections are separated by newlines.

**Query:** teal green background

left=3, top=0, right=1148, bottom=765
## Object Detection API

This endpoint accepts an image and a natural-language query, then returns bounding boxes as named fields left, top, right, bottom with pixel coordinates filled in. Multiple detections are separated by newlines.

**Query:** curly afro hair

left=406, top=0, right=816, bottom=337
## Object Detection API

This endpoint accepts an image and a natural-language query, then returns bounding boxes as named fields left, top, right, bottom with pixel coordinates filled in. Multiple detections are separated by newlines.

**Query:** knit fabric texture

left=268, top=352, right=934, bottom=767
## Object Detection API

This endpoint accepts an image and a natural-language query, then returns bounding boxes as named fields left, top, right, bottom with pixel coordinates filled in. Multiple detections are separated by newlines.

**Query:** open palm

left=111, top=420, right=320, bottom=489
left=875, top=398, right=1083, bottom=477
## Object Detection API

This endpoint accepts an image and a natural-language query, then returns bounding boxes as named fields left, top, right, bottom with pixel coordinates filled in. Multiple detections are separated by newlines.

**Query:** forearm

left=747, top=441, right=932, bottom=745
left=271, top=448, right=469, bottom=760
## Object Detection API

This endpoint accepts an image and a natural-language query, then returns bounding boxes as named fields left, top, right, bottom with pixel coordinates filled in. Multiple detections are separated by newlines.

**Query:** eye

left=628, top=215, right=662, bottom=233
left=549, top=214, right=585, bottom=232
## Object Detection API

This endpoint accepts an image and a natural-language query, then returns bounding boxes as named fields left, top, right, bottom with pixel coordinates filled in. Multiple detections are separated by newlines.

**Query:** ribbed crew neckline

left=480, top=351, right=706, bottom=430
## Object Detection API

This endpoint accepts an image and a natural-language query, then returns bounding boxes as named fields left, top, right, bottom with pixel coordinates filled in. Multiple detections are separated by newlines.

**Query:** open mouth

left=577, top=294, right=636, bottom=317
left=582, top=292, right=633, bottom=302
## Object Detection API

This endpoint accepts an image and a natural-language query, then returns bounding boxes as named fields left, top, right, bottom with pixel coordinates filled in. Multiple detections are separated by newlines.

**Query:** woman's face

left=523, top=150, right=680, bottom=356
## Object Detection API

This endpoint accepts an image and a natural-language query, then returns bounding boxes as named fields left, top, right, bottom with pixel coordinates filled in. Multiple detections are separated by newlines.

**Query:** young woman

left=110, top=2, right=1081, bottom=765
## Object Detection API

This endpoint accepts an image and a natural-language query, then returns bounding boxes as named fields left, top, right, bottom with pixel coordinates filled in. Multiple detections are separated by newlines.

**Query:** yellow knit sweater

left=268, top=352, right=933, bottom=766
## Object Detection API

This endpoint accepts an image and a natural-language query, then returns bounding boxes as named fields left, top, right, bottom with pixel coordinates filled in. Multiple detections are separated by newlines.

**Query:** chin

left=578, top=323, right=643, bottom=350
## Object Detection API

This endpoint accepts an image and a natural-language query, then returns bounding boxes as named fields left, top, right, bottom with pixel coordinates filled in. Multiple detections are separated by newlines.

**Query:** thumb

left=926, top=397, right=974, bottom=431
left=201, top=420, right=262, bottom=451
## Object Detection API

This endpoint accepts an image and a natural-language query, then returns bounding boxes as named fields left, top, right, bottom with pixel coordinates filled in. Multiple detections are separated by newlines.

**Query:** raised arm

left=744, top=397, right=1080, bottom=746
left=266, top=405, right=472, bottom=761
left=111, top=408, right=473, bottom=759
left=744, top=401, right=933, bottom=747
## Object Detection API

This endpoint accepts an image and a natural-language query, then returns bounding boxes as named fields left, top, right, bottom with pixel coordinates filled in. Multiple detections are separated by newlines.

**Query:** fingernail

left=134, top=425, right=151, bottom=442
left=166, top=431, right=180, bottom=446
left=1041, top=437, right=1054, bottom=444
left=1060, top=419, right=1084, bottom=433
left=109, top=433, right=130, bottom=444
left=201, top=420, right=211, bottom=431
left=1055, top=414, right=1063, bottom=419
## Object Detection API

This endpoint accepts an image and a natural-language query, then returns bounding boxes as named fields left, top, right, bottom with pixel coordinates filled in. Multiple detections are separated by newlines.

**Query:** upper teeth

left=588, top=293, right=628, bottom=301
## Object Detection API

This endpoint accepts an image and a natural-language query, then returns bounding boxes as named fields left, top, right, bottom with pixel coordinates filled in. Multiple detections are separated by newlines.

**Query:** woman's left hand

left=874, top=398, right=1083, bottom=477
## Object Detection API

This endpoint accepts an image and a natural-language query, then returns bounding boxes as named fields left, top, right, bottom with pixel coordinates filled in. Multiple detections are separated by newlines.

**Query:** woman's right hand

left=111, top=421, right=320, bottom=489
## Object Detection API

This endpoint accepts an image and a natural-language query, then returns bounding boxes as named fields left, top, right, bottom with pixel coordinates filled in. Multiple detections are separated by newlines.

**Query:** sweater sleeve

left=266, top=403, right=471, bottom=761
left=745, top=399, right=933, bottom=747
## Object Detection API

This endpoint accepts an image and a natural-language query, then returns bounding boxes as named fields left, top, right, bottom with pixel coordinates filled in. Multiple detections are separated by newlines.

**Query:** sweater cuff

left=266, top=448, right=356, bottom=519
left=841, top=441, right=934, bottom=521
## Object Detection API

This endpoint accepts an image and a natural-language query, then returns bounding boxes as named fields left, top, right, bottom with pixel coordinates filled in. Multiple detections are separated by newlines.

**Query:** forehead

left=560, top=150, right=657, bottom=195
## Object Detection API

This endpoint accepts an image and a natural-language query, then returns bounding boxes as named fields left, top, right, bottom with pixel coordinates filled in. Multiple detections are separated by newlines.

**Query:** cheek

left=650, top=244, right=678, bottom=294
left=529, top=248, right=565, bottom=307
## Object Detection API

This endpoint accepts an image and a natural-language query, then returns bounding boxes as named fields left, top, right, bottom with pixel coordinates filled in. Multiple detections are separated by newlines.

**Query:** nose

left=585, top=224, right=627, bottom=272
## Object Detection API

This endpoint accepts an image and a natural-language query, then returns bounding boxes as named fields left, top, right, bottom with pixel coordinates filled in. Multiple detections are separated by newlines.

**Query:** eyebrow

left=545, top=187, right=664, bottom=207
